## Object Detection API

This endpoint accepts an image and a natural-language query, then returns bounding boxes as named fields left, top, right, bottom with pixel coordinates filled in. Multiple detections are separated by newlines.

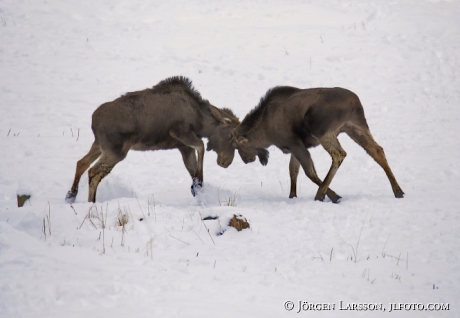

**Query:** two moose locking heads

left=66, top=76, right=404, bottom=204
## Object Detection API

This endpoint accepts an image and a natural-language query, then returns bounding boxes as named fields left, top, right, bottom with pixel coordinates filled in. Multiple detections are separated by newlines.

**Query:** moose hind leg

left=343, top=124, right=404, bottom=198
left=178, top=146, right=201, bottom=196
left=66, top=141, right=102, bottom=203
left=315, top=134, right=347, bottom=202
left=87, top=152, right=123, bottom=203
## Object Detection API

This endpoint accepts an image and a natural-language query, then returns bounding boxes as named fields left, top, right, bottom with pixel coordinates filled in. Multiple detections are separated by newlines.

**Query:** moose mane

left=156, top=77, right=239, bottom=123
left=121, top=77, right=238, bottom=122
left=154, top=76, right=222, bottom=116
left=239, top=86, right=300, bottom=134
left=220, top=107, right=236, bottom=118
left=155, top=76, right=203, bottom=101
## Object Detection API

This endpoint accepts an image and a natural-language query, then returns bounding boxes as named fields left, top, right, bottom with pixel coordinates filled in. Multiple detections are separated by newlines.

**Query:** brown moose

left=66, top=76, right=239, bottom=203
left=231, top=86, right=404, bottom=202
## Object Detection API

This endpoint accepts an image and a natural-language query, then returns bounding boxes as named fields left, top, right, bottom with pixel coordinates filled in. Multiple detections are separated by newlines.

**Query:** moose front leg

left=170, top=129, right=205, bottom=196
left=288, top=154, right=300, bottom=198
left=315, top=134, right=347, bottom=202
left=178, top=146, right=202, bottom=196
left=289, top=146, right=342, bottom=203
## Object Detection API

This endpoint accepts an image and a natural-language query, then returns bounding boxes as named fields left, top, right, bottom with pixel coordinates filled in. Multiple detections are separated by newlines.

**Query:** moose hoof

left=191, top=178, right=203, bottom=197
left=288, top=193, right=297, bottom=199
left=394, top=189, right=405, bottom=198
left=315, top=189, right=326, bottom=202
left=65, top=190, right=77, bottom=203
left=314, top=193, right=326, bottom=202
left=331, top=196, right=342, bottom=204
left=330, top=194, right=342, bottom=204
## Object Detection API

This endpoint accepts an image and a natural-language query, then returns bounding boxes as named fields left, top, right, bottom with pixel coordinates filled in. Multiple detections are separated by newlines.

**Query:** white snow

left=1, top=0, right=459, bottom=317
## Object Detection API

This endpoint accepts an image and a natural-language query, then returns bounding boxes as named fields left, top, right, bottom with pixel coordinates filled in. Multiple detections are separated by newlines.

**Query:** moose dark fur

left=232, top=86, right=404, bottom=202
left=66, top=76, right=239, bottom=203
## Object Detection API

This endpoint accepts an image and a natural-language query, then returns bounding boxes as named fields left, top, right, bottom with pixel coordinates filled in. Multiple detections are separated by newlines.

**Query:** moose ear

left=209, top=105, right=224, bottom=121
left=258, top=149, right=269, bottom=166
left=210, top=106, right=235, bottom=125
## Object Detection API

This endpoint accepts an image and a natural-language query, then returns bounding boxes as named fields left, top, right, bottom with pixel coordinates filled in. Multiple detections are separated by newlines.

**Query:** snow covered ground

left=1, top=0, right=459, bottom=317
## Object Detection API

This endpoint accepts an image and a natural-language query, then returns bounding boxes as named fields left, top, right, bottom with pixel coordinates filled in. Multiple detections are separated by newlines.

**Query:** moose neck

left=199, top=109, right=234, bottom=138
left=248, top=127, right=271, bottom=149
left=201, top=117, right=223, bottom=137
left=238, top=112, right=270, bottom=149
left=239, top=85, right=301, bottom=149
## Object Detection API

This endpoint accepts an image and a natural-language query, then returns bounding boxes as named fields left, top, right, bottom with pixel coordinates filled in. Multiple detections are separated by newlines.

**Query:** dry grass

left=148, top=194, right=156, bottom=219
left=42, top=202, right=51, bottom=240
left=115, top=205, right=132, bottom=247
left=77, top=204, right=108, bottom=253
left=116, top=209, right=130, bottom=227
left=218, top=189, right=240, bottom=207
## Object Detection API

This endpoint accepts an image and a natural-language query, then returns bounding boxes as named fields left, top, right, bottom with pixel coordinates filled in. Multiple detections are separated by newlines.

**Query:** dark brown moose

left=232, top=86, right=404, bottom=202
left=66, top=76, right=239, bottom=203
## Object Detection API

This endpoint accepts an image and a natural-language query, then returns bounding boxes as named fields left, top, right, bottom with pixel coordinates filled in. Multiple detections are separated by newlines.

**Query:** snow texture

left=1, top=0, right=459, bottom=317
